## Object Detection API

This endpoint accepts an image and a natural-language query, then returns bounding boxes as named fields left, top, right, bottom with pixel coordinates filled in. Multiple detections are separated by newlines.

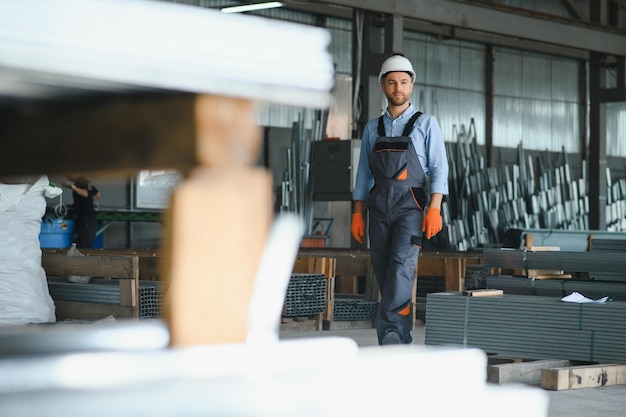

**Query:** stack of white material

left=0, top=176, right=60, bottom=325
left=0, top=338, right=549, bottom=417
left=0, top=0, right=334, bottom=108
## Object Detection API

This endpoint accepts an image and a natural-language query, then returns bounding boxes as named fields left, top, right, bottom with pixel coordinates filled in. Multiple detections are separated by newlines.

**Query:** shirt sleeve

left=352, top=120, right=377, bottom=201
left=422, top=115, right=449, bottom=196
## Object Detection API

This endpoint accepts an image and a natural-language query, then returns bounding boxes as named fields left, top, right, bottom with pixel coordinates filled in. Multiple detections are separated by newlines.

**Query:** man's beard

left=386, top=94, right=409, bottom=107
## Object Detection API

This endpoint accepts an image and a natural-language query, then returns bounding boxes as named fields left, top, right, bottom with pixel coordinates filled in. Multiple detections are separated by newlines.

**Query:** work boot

left=382, top=331, right=401, bottom=345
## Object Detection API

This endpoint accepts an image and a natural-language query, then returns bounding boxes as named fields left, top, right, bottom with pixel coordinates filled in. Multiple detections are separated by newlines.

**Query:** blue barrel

left=39, top=218, right=74, bottom=248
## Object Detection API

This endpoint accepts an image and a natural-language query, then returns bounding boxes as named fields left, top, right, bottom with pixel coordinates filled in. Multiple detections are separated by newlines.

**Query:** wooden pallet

left=487, top=356, right=571, bottom=385
left=541, top=364, right=626, bottom=390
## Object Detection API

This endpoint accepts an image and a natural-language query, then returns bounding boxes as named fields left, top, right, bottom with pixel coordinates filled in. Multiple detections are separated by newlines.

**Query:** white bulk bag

left=0, top=176, right=60, bottom=325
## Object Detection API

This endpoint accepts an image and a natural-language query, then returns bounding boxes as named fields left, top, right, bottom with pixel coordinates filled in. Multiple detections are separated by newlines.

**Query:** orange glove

left=351, top=213, right=365, bottom=243
left=422, top=207, right=442, bottom=240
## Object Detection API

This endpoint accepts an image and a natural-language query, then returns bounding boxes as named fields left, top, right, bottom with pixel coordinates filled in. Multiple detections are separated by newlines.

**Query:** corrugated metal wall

left=493, top=48, right=580, bottom=152
left=245, top=7, right=330, bottom=129
left=165, top=1, right=349, bottom=129
left=164, top=1, right=601, bottom=156
left=251, top=9, right=351, bottom=129
left=326, top=17, right=352, bottom=75
left=404, top=32, right=486, bottom=144
left=607, top=102, right=626, bottom=157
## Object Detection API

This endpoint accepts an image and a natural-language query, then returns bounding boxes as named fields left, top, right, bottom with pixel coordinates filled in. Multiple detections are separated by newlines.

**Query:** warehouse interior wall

left=40, top=0, right=626, bottom=249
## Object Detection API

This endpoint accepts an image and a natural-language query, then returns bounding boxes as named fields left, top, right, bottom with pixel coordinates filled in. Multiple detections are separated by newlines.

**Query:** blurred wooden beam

left=1, top=94, right=198, bottom=177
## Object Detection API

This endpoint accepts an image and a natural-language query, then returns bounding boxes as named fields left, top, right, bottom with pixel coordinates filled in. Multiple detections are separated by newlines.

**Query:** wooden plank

left=488, top=359, right=571, bottom=384
left=364, top=259, right=379, bottom=302
left=463, top=289, right=503, bottom=297
left=42, top=248, right=161, bottom=279
left=444, top=257, right=464, bottom=292
left=334, top=257, right=370, bottom=276
left=119, top=257, right=139, bottom=307
left=1, top=94, right=198, bottom=177
left=42, top=253, right=138, bottom=279
left=541, top=364, right=626, bottom=391
left=76, top=249, right=161, bottom=279
left=326, top=320, right=375, bottom=331
left=163, top=96, right=272, bottom=348
left=336, top=276, right=359, bottom=294
left=299, top=248, right=370, bottom=276
left=54, top=301, right=137, bottom=321
left=419, top=252, right=484, bottom=291
left=318, top=257, right=336, bottom=325
left=529, top=273, right=572, bottom=279
left=525, top=246, right=562, bottom=251
left=280, top=317, right=320, bottom=332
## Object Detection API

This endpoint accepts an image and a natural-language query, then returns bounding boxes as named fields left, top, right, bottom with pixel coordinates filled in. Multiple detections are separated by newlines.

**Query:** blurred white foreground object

left=247, top=213, right=304, bottom=345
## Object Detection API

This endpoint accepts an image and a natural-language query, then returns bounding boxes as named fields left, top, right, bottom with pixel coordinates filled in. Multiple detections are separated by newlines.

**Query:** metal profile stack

left=486, top=275, right=626, bottom=300
left=502, top=228, right=626, bottom=251
left=333, top=297, right=378, bottom=321
left=47, top=278, right=162, bottom=318
left=48, top=278, right=122, bottom=304
left=443, top=120, right=596, bottom=251
left=424, top=292, right=626, bottom=363
left=139, top=282, right=162, bottom=319
left=281, top=273, right=326, bottom=318
left=589, top=238, right=626, bottom=282
left=606, top=173, right=626, bottom=232
left=484, top=248, right=626, bottom=275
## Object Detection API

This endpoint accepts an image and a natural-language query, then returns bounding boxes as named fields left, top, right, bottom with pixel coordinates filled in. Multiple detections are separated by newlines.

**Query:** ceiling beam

left=403, top=20, right=589, bottom=60
left=282, top=1, right=586, bottom=59
left=558, top=0, right=584, bottom=20
left=314, top=0, right=626, bottom=56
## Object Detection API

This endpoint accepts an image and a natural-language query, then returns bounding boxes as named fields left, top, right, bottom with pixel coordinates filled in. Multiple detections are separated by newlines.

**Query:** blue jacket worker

left=351, top=53, right=449, bottom=345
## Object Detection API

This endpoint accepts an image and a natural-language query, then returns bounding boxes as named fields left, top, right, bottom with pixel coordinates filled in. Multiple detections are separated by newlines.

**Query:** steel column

left=588, top=52, right=608, bottom=230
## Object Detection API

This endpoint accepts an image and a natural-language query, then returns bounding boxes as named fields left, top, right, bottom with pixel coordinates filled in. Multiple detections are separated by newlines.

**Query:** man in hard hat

left=351, top=53, right=449, bottom=345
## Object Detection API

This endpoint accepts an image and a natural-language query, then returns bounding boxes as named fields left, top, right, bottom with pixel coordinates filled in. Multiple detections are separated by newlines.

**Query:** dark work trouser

left=76, top=214, right=97, bottom=249
left=368, top=184, right=422, bottom=344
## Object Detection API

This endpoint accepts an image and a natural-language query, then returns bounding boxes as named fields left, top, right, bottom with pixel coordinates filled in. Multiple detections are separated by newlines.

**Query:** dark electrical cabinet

left=313, top=139, right=360, bottom=201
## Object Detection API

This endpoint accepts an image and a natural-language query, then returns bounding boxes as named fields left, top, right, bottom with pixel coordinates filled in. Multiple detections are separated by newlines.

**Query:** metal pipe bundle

left=484, top=248, right=626, bottom=276
left=425, top=292, right=626, bottom=363
left=486, top=275, right=626, bottom=301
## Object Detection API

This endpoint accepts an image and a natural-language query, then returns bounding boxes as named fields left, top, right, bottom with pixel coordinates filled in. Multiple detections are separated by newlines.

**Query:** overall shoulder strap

left=377, top=115, right=385, bottom=136
left=402, top=111, right=423, bottom=136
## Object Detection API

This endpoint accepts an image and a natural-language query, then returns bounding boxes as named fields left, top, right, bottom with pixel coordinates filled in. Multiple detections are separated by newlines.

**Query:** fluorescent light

left=220, top=2, right=283, bottom=14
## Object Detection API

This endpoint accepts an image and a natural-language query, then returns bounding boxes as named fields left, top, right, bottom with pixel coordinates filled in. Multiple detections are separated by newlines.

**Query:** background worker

left=351, top=53, right=449, bottom=345
left=63, top=176, right=102, bottom=248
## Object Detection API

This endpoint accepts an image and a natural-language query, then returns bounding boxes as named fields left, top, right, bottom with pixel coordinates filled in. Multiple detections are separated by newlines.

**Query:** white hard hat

left=379, top=54, right=415, bottom=84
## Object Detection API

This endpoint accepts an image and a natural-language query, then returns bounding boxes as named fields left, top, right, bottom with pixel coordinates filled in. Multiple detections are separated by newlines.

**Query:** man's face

left=381, top=72, right=413, bottom=107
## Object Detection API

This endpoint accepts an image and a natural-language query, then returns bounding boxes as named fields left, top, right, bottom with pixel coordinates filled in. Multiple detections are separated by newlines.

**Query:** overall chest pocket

left=370, top=140, right=410, bottom=180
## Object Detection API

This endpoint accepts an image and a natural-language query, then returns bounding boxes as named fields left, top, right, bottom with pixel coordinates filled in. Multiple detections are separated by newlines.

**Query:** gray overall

left=367, top=112, right=427, bottom=344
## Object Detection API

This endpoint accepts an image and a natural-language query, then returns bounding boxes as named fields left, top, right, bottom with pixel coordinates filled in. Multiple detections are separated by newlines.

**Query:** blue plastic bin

left=39, top=218, right=74, bottom=248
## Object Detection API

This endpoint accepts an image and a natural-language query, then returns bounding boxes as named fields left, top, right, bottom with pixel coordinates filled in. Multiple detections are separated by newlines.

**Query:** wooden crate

left=42, top=251, right=143, bottom=321
left=43, top=248, right=161, bottom=280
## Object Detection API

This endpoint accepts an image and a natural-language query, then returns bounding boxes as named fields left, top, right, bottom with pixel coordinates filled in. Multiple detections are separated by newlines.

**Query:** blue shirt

left=352, top=104, right=449, bottom=201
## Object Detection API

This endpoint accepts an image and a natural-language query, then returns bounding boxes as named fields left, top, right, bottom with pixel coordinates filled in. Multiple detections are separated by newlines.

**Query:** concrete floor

left=280, top=324, right=626, bottom=417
